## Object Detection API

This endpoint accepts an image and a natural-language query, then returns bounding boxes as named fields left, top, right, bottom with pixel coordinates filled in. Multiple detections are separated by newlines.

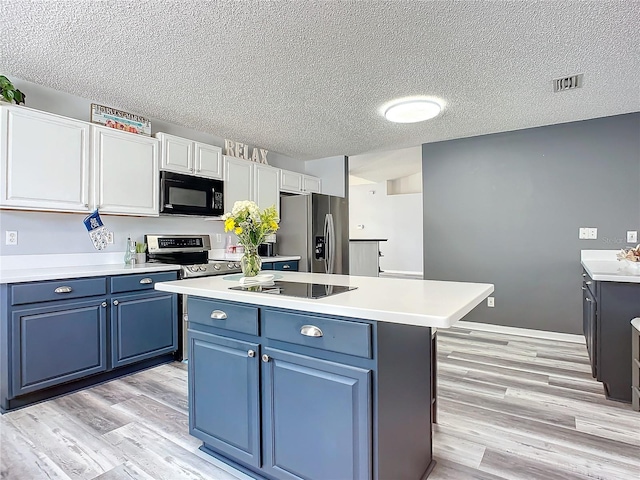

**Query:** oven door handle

left=210, top=310, right=228, bottom=320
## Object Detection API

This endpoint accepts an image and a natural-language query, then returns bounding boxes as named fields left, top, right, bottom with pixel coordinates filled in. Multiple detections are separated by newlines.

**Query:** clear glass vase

left=241, top=246, right=262, bottom=277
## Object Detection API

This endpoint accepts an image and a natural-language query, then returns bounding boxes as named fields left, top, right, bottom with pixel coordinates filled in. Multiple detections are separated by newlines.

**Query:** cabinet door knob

left=262, top=354, right=270, bottom=363
left=248, top=350, right=255, bottom=358
left=300, top=325, right=323, bottom=337
left=210, top=310, right=227, bottom=320
left=54, top=286, right=73, bottom=294
left=113, top=300, right=119, bottom=306
left=586, top=298, right=592, bottom=303
left=581, top=286, right=586, bottom=290
left=582, top=273, right=587, bottom=277
left=139, top=278, right=153, bottom=284
left=101, top=302, right=107, bottom=307
left=585, top=281, right=592, bottom=285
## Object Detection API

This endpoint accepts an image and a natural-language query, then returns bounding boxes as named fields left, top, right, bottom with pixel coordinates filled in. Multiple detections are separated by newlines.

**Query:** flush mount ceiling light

left=382, top=98, right=442, bottom=123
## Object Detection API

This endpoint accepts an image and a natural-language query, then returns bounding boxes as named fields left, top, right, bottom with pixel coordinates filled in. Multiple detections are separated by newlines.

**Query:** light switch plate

left=628, top=231, right=638, bottom=243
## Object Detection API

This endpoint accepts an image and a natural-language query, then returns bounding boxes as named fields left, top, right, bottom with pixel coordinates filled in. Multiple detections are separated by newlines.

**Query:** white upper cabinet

left=0, top=105, right=91, bottom=212
left=224, top=156, right=253, bottom=213
left=253, top=164, right=280, bottom=218
left=92, top=126, right=159, bottom=216
left=194, top=142, right=223, bottom=179
left=224, top=156, right=280, bottom=217
left=280, top=169, right=303, bottom=193
left=156, top=132, right=223, bottom=180
left=302, top=175, right=322, bottom=194
left=157, top=132, right=193, bottom=175
left=279, top=168, right=322, bottom=195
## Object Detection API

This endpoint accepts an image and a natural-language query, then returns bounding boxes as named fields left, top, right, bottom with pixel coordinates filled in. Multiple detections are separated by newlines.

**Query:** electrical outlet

left=106, top=232, right=114, bottom=244
left=628, top=231, right=638, bottom=243
left=487, top=297, right=495, bottom=307
left=587, top=228, right=598, bottom=240
left=579, top=228, right=588, bottom=239
left=5, top=231, right=18, bottom=245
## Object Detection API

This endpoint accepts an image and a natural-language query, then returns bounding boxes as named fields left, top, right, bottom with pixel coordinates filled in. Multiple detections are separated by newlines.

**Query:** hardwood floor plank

left=436, top=330, right=510, bottom=345
left=102, top=422, right=240, bottom=480
left=440, top=355, right=551, bottom=383
left=479, top=448, right=592, bottom=480
left=437, top=375, right=507, bottom=399
left=0, top=416, right=73, bottom=480
left=91, top=462, right=156, bottom=480
left=575, top=417, right=640, bottom=447
left=50, top=390, right=132, bottom=435
left=4, top=404, right=125, bottom=479
left=431, top=429, right=486, bottom=468
left=429, top=457, right=507, bottom=480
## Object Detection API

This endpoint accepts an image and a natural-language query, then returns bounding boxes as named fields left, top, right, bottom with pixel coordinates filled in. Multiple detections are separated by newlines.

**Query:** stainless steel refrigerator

left=278, top=193, right=349, bottom=274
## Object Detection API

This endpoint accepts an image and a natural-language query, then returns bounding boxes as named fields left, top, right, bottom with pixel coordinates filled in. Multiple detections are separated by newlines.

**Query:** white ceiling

left=349, top=146, right=422, bottom=183
left=1, top=1, right=638, bottom=164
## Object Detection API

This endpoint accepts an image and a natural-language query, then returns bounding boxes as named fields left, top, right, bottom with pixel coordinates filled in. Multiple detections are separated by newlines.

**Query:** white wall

left=0, top=210, right=226, bottom=257
left=349, top=182, right=423, bottom=275
left=304, top=156, right=347, bottom=198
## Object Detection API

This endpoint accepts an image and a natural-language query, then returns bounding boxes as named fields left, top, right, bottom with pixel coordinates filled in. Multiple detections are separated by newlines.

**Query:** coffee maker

left=258, top=234, right=276, bottom=257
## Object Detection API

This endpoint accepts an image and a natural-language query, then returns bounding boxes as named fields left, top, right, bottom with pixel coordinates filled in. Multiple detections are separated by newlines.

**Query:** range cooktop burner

left=229, top=281, right=357, bottom=299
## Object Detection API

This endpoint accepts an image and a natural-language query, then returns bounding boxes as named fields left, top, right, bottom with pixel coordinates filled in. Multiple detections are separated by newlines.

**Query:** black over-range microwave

left=159, top=171, right=224, bottom=216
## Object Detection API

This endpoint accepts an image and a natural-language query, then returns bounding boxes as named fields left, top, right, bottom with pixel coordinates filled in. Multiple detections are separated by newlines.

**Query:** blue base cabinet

left=1, top=271, right=178, bottom=412
left=261, top=348, right=371, bottom=480
left=111, top=291, right=178, bottom=368
left=188, top=297, right=434, bottom=480
left=11, top=299, right=108, bottom=396
left=189, top=330, right=260, bottom=467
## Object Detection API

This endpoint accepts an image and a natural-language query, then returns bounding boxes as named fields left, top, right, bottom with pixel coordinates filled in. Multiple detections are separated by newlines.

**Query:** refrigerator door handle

left=323, top=214, right=330, bottom=273
left=327, top=213, right=335, bottom=274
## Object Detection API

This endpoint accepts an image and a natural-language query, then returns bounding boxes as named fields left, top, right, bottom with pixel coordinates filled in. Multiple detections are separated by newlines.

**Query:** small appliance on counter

left=258, top=233, right=277, bottom=257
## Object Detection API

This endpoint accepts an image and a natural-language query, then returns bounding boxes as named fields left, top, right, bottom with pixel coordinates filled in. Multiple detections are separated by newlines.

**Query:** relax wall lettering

left=224, top=140, right=269, bottom=165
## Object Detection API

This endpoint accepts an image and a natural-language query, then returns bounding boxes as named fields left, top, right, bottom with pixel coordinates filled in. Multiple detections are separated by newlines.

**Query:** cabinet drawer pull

left=54, top=286, right=73, bottom=294
left=300, top=325, right=323, bottom=337
left=282, top=264, right=291, bottom=269
left=210, top=310, right=227, bottom=320
left=139, top=278, right=153, bottom=284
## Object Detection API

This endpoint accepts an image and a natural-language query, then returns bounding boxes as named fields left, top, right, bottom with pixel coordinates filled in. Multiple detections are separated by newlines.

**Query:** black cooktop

left=229, top=281, right=357, bottom=299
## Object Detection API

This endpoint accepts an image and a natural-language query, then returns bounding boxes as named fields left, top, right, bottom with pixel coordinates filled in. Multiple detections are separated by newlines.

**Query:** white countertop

left=0, top=253, right=180, bottom=283
left=581, top=250, right=640, bottom=283
left=155, top=271, right=494, bottom=328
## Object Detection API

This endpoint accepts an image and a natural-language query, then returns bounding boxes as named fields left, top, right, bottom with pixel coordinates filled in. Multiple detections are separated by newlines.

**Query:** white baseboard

left=379, top=270, right=423, bottom=277
left=455, top=321, right=585, bottom=344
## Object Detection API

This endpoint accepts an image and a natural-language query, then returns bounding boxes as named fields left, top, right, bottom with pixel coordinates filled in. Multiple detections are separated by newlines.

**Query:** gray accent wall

left=422, top=113, right=640, bottom=334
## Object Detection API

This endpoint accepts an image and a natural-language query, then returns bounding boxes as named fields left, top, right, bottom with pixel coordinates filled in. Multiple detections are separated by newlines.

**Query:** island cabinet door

left=11, top=299, right=108, bottom=396
left=110, top=291, right=178, bottom=369
left=261, top=348, right=371, bottom=480
left=188, top=330, right=261, bottom=468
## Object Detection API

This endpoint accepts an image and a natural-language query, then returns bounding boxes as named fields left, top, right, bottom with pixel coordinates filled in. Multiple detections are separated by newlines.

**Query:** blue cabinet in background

left=11, top=298, right=108, bottom=396
left=1, top=270, right=179, bottom=412
left=261, top=260, right=299, bottom=272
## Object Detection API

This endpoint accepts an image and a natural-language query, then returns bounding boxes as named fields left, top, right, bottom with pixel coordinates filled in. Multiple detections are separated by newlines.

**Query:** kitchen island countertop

left=155, top=271, right=493, bottom=328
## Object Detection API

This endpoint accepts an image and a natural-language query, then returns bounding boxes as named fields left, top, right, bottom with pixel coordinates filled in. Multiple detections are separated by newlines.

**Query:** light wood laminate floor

left=1, top=328, right=639, bottom=480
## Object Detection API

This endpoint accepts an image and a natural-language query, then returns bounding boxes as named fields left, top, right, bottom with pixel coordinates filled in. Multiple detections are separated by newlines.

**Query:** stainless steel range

left=145, top=234, right=241, bottom=360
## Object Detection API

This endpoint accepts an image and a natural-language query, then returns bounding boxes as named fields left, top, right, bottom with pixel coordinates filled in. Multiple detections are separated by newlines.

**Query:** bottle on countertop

left=124, top=236, right=135, bottom=265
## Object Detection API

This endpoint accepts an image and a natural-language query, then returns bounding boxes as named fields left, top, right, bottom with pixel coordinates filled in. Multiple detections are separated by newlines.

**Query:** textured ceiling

left=1, top=1, right=639, bottom=162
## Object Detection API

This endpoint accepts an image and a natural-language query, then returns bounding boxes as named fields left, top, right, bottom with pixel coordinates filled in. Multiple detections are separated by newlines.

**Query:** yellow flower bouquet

left=222, top=201, right=279, bottom=276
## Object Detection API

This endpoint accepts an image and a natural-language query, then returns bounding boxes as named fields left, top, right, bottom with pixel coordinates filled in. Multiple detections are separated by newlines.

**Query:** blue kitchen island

left=156, top=272, right=493, bottom=480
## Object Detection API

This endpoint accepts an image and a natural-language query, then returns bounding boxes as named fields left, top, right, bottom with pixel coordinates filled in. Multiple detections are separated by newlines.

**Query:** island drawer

left=111, top=272, right=178, bottom=294
left=188, top=298, right=258, bottom=336
left=11, top=277, right=107, bottom=305
left=263, top=309, right=372, bottom=358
